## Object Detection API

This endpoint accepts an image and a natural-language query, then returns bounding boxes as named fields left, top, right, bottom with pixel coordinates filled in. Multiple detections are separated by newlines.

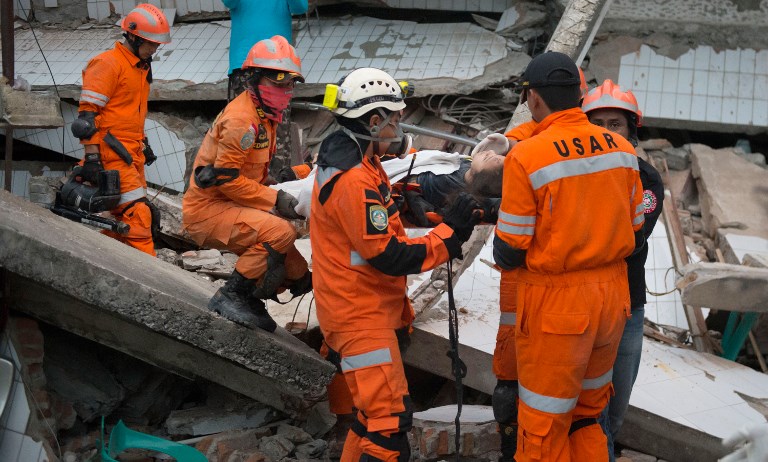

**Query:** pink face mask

left=258, top=84, right=293, bottom=122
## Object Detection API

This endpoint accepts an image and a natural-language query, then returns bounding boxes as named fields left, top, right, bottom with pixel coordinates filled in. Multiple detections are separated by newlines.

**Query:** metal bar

left=290, top=101, right=479, bottom=147
left=3, top=127, right=11, bottom=192
left=653, top=157, right=712, bottom=353
left=1, top=0, right=14, bottom=85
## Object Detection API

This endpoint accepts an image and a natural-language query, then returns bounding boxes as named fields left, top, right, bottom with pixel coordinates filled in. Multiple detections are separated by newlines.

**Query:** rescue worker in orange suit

left=582, top=80, right=664, bottom=462
left=470, top=67, right=589, bottom=462
left=310, top=67, right=480, bottom=462
left=182, top=36, right=311, bottom=332
left=493, top=52, right=645, bottom=462
left=70, top=3, right=171, bottom=256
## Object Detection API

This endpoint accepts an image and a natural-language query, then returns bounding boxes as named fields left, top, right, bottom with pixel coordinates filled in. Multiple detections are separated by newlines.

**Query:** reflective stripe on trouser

left=85, top=137, right=154, bottom=255
left=325, top=329, right=412, bottom=462
left=514, top=262, right=629, bottom=462
left=185, top=206, right=308, bottom=282
left=494, top=271, right=519, bottom=381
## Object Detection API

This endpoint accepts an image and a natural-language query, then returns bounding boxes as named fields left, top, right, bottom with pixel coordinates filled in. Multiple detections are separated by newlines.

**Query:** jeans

left=599, top=306, right=644, bottom=462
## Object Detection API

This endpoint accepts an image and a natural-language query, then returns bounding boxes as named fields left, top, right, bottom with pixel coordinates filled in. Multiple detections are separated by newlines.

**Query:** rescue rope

left=645, top=266, right=682, bottom=297
left=445, top=259, right=467, bottom=462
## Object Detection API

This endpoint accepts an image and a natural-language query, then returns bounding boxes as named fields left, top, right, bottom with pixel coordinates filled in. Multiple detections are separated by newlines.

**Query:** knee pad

left=493, top=380, right=519, bottom=425
left=251, top=242, right=287, bottom=299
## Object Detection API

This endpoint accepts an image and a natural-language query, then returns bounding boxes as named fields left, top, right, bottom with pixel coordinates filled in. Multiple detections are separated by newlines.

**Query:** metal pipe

left=290, top=101, right=479, bottom=147
left=4, top=127, right=12, bottom=192
left=1, top=0, right=14, bottom=85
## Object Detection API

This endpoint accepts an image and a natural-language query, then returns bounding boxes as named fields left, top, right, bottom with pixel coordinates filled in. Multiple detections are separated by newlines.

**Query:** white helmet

left=326, top=68, right=408, bottom=119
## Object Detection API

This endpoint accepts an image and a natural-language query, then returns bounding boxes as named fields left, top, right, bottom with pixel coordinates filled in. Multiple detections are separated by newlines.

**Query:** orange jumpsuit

left=79, top=41, right=154, bottom=255
left=494, top=108, right=645, bottom=462
left=311, top=134, right=461, bottom=462
left=493, top=120, right=540, bottom=382
left=182, top=91, right=308, bottom=283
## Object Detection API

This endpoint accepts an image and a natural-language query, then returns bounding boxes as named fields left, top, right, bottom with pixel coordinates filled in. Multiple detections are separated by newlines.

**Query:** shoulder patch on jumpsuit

left=368, top=204, right=389, bottom=232
left=240, top=127, right=256, bottom=151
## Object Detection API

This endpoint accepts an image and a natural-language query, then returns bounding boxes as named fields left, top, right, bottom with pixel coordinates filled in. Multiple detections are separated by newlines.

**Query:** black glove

left=276, top=166, right=298, bottom=183
left=76, top=152, right=104, bottom=185
left=143, top=137, right=157, bottom=166
left=275, top=189, right=301, bottom=220
left=403, top=190, right=436, bottom=227
left=479, top=197, right=501, bottom=224
left=442, top=192, right=480, bottom=242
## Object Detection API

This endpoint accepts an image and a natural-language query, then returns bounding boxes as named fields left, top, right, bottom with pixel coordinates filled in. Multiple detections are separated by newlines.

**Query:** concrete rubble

left=0, top=190, right=336, bottom=418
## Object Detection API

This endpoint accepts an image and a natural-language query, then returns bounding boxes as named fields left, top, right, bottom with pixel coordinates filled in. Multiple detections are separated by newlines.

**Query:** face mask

left=257, top=84, right=293, bottom=122
left=370, top=111, right=412, bottom=158
left=384, top=124, right=413, bottom=158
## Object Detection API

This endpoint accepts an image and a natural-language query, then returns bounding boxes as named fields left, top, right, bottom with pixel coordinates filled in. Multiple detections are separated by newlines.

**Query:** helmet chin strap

left=123, top=33, right=153, bottom=82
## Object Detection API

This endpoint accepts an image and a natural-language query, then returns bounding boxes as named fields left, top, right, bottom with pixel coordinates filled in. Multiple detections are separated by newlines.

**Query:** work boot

left=208, top=270, right=271, bottom=330
left=286, top=270, right=312, bottom=298
left=246, top=296, right=277, bottom=333
left=251, top=242, right=287, bottom=300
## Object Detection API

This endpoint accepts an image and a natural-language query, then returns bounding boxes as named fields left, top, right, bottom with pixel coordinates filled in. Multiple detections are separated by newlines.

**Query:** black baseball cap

left=520, top=51, right=581, bottom=90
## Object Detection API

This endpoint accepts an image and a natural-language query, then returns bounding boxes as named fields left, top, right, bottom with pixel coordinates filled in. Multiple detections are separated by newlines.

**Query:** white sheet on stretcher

left=270, top=150, right=466, bottom=218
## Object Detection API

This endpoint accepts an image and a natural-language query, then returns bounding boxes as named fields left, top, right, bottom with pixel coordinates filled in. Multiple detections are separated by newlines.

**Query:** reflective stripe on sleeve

left=497, top=222, right=534, bottom=236
left=499, top=312, right=516, bottom=326
left=518, top=382, right=577, bottom=414
left=118, top=187, right=146, bottom=205
left=341, top=347, right=392, bottom=372
left=499, top=211, right=536, bottom=225
left=633, top=214, right=645, bottom=226
left=81, top=89, right=109, bottom=107
left=582, top=368, right=613, bottom=390
left=529, top=151, right=639, bottom=190
left=635, top=203, right=646, bottom=214
left=350, top=251, right=368, bottom=267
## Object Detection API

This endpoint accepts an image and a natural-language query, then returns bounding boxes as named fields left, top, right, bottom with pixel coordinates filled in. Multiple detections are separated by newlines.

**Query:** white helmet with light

left=323, top=68, right=415, bottom=157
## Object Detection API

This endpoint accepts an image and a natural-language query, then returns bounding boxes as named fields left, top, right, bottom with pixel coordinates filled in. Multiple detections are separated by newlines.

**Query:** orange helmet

left=579, top=68, right=588, bottom=99
left=121, top=3, right=171, bottom=44
left=581, top=79, right=643, bottom=126
left=242, top=35, right=304, bottom=83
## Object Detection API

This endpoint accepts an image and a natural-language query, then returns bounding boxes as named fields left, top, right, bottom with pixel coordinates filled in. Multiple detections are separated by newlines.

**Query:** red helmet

left=579, top=68, right=588, bottom=99
left=121, top=3, right=171, bottom=44
left=581, top=79, right=643, bottom=126
left=242, top=35, right=304, bottom=83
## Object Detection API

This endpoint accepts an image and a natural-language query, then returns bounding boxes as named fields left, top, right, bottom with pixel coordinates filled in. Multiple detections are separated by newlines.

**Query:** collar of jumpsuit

left=114, top=41, right=144, bottom=68
left=528, top=107, right=590, bottom=138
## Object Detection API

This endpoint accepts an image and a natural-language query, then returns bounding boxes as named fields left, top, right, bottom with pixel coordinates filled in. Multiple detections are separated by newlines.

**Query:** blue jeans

left=599, top=306, right=644, bottom=462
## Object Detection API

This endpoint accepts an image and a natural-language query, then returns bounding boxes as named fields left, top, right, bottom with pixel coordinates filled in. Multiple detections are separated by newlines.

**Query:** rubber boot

left=251, top=242, right=287, bottom=301
left=246, top=296, right=277, bottom=333
left=208, top=270, right=269, bottom=330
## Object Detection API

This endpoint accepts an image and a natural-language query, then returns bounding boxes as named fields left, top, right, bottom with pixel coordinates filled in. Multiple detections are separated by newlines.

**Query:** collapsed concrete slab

left=0, top=191, right=335, bottom=417
left=690, top=144, right=768, bottom=243
left=677, top=262, right=768, bottom=312
left=6, top=17, right=528, bottom=101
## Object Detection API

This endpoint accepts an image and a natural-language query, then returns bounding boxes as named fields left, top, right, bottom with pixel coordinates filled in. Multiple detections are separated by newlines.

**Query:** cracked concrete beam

left=0, top=190, right=335, bottom=417
left=506, top=0, right=612, bottom=130
left=677, top=262, right=768, bottom=313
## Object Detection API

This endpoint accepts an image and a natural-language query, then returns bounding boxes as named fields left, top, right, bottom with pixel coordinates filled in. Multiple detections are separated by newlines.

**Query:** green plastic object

left=99, top=417, right=207, bottom=462
left=720, top=311, right=759, bottom=361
